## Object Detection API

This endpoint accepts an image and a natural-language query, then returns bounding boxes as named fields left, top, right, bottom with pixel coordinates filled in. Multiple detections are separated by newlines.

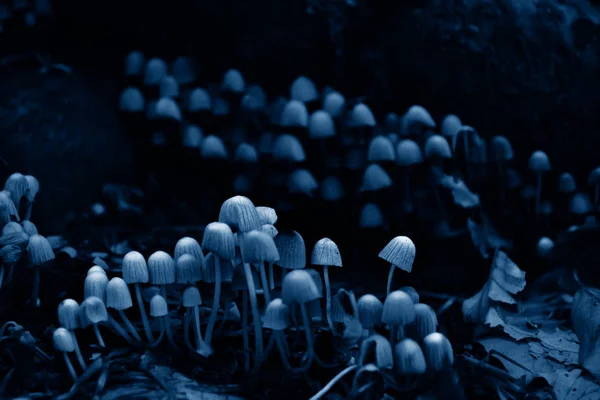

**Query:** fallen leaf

left=438, top=175, right=480, bottom=208
left=467, top=217, right=513, bottom=258
left=548, top=368, right=600, bottom=400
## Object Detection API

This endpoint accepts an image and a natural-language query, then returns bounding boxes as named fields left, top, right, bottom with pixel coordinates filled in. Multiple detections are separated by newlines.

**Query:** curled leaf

left=572, top=288, right=600, bottom=380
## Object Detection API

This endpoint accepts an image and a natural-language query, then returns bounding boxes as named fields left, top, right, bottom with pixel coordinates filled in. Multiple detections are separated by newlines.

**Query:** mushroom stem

left=296, top=303, right=315, bottom=372
left=535, top=172, right=542, bottom=218
left=323, top=265, right=335, bottom=333
left=134, top=283, right=154, bottom=342
left=204, top=256, right=222, bottom=347
left=117, top=310, right=142, bottom=342
left=268, top=262, right=275, bottom=290
left=31, top=267, right=40, bottom=307
left=0, top=266, right=4, bottom=287
left=149, top=318, right=166, bottom=349
left=69, top=330, right=87, bottom=369
left=193, top=305, right=212, bottom=356
left=243, top=262, right=264, bottom=360
left=164, top=315, right=179, bottom=349
left=63, top=353, right=78, bottom=381
left=184, top=309, right=194, bottom=351
left=258, top=262, right=271, bottom=304
left=386, top=264, right=396, bottom=296
left=93, top=324, right=105, bottom=347
left=275, top=331, right=291, bottom=369
left=308, top=364, right=358, bottom=400
left=242, top=290, right=250, bottom=371
left=102, top=316, right=137, bottom=346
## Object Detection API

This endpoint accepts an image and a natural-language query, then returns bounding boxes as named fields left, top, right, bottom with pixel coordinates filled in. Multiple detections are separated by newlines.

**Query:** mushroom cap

left=321, top=176, right=344, bottom=202
left=188, top=88, right=212, bottom=112
left=399, top=286, right=420, bottom=304
left=358, top=334, right=393, bottom=369
left=361, top=164, right=392, bottom=192
left=119, top=87, right=145, bottom=112
left=323, top=91, right=345, bottom=117
left=559, top=172, right=577, bottom=193
left=424, top=135, right=452, bottom=159
left=274, top=231, right=306, bottom=270
left=106, top=277, right=133, bottom=310
left=440, top=114, right=462, bottom=138
left=570, top=193, right=593, bottom=215
left=402, top=105, right=436, bottom=133
left=20, top=220, right=38, bottom=236
left=3, top=222, right=23, bottom=235
left=174, top=237, right=204, bottom=262
left=218, top=196, right=262, bottom=233
left=147, top=251, right=176, bottom=285
left=382, top=290, right=416, bottom=325
left=288, top=169, right=318, bottom=196
left=87, top=265, right=107, bottom=276
left=240, top=230, right=280, bottom=264
left=394, top=338, right=427, bottom=375
left=588, top=167, right=600, bottom=186
left=260, top=224, right=279, bottom=239
left=53, top=327, right=75, bottom=352
left=378, top=236, right=416, bottom=272
left=176, top=254, right=203, bottom=284
left=348, top=103, right=376, bottom=127
left=357, top=294, right=383, bottom=329
left=171, top=56, right=197, bottom=85
left=143, top=58, right=168, bottom=86
left=308, top=110, right=336, bottom=139
left=280, top=100, right=309, bottom=127
left=203, top=252, right=234, bottom=283
left=25, top=175, right=39, bottom=199
left=272, top=134, right=306, bottom=162
left=290, top=76, right=319, bottom=103
left=0, top=245, right=21, bottom=265
left=528, top=150, right=551, bottom=172
left=246, top=84, right=267, bottom=109
left=396, top=139, right=423, bottom=166
left=311, top=238, right=342, bottom=267
left=262, top=298, right=291, bottom=330
left=367, top=135, right=396, bottom=162
left=537, top=236, right=554, bottom=258
left=408, top=303, right=438, bottom=341
left=149, top=294, right=168, bottom=317
left=221, top=68, right=246, bottom=93
left=281, top=269, right=321, bottom=304
left=489, top=135, right=514, bottom=162
left=256, top=206, right=277, bottom=225
left=84, top=272, right=109, bottom=302
left=80, top=296, right=108, bottom=326
left=153, top=97, right=182, bottom=121
left=122, top=251, right=149, bottom=284
left=235, top=143, right=259, bottom=164
left=200, top=135, right=228, bottom=159
left=182, top=285, right=202, bottom=307
left=422, top=332, right=454, bottom=373
left=27, top=234, right=55, bottom=266
left=359, top=203, right=384, bottom=229
left=202, top=222, right=236, bottom=259
left=159, top=75, right=179, bottom=98
left=124, top=50, right=145, bottom=76
left=58, top=299, right=80, bottom=329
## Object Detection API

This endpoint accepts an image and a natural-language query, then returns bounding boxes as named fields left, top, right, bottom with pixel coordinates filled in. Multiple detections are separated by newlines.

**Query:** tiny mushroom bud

left=53, top=327, right=78, bottom=380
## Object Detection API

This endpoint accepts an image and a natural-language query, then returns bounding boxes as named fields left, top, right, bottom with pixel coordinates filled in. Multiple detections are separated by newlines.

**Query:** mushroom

left=394, top=338, right=427, bottom=389
left=262, top=298, right=291, bottom=369
left=182, top=286, right=211, bottom=356
left=422, top=332, right=454, bottom=374
left=57, top=299, right=87, bottom=369
left=311, top=238, right=343, bottom=333
left=84, top=271, right=109, bottom=302
left=121, top=251, right=153, bottom=342
left=27, top=234, right=55, bottom=307
left=401, top=105, right=436, bottom=138
left=274, top=230, right=306, bottom=281
left=528, top=150, right=551, bottom=218
left=347, top=103, right=376, bottom=146
left=79, top=296, right=108, bottom=347
left=240, top=230, right=280, bottom=304
left=378, top=236, right=416, bottom=295
left=105, top=277, right=142, bottom=342
left=201, top=222, right=236, bottom=349
left=396, top=139, right=424, bottom=213
left=53, top=327, right=78, bottom=380
left=382, top=290, right=416, bottom=343
left=148, top=294, right=168, bottom=348
left=357, top=294, right=383, bottom=336
left=281, top=269, right=322, bottom=371
left=358, top=334, right=394, bottom=369
left=407, top=303, right=438, bottom=341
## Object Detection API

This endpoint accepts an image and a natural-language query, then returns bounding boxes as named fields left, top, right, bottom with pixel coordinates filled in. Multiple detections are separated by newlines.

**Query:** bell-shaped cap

left=84, top=272, right=109, bottom=302
left=399, top=286, right=420, bottom=304
left=176, top=254, right=203, bottom=284
left=357, top=294, right=383, bottom=329
left=240, top=230, right=280, bottom=264
left=402, top=105, right=436, bottom=135
left=382, top=290, right=416, bottom=325
left=149, top=294, right=168, bottom=317
left=124, top=50, right=145, bottom=76
left=422, top=332, right=454, bottom=373
left=440, top=114, right=462, bottom=138
left=348, top=103, right=376, bottom=127
left=159, top=75, right=179, bottom=98
left=106, top=277, right=133, bottom=310
left=311, top=238, right=342, bottom=267
left=235, top=143, right=259, bottom=164
left=80, top=296, right=108, bottom=326
left=367, top=136, right=396, bottom=162
left=288, top=169, right=318, bottom=196
left=396, top=139, right=423, bottom=166
left=274, top=231, right=306, bottom=270
left=559, top=172, right=577, bottom=193
left=188, top=88, right=212, bottom=112
left=570, top=193, right=593, bottom=215
left=221, top=68, right=246, bottom=93
left=3, top=222, right=23, bottom=235
left=537, top=236, right=554, bottom=258
left=147, top=251, right=176, bottom=285
left=182, top=286, right=202, bottom=307
left=290, top=76, right=319, bottom=103
left=143, top=58, right=168, bottom=86
left=321, top=176, right=344, bottom=201
left=394, top=339, right=426, bottom=375
left=122, top=251, right=149, bottom=284
left=4, top=173, right=30, bottom=209
left=281, top=269, right=321, bottom=304
left=200, top=135, right=228, bottom=159
left=262, top=298, right=291, bottom=330
left=256, top=206, right=277, bottom=225
left=408, top=303, right=438, bottom=341
left=528, top=150, right=551, bottom=172
left=21, top=220, right=38, bottom=236
left=219, top=196, right=262, bottom=233
left=202, top=222, right=236, bottom=259
left=171, top=56, right=196, bottom=85
left=359, top=203, right=384, bottom=229
left=27, top=234, right=55, bottom=266
left=378, top=236, right=416, bottom=272
left=308, top=110, right=336, bottom=139
left=358, top=334, right=393, bottom=369
left=489, top=135, right=513, bottom=162
left=58, top=299, right=80, bottom=329
left=25, top=175, right=39, bottom=200
left=53, top=327, right=75, bottom=352
left=272, top=134, right=306, bottom=162
left=119, top=87, right=145, bottom=112
left=260, top=224, right=278, bottom=239
left=153, top=97, right=182, bottom=121
left=361, top=164, right=392, bottom=192
left=424, top=135, right=452, bottom=159
left=323, top=91, right=345, bottom=117
left=280, top=100, right=309, bottom=127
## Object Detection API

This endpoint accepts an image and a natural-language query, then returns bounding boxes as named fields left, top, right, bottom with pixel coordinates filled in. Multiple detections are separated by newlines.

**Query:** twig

left=459, top=354, right=522, bottom=384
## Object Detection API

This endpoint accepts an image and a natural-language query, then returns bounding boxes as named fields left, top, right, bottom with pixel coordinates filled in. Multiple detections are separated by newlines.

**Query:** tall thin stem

left=242, top=290, right=250, bottom=371
left=69, top=330, right=87, bottom=370
left=386, top=265, right=396, bottom=296
left=243, top=263, right=263, bottom=360
left=275, top=330, right=291, bottom=369
left=268, top=262, right=275, bottom=290
left=117, top=310, right=142, bottom=342
left=93, top=324, right=105, bottom=347
left=63, top=353, right=78, bottom=381
left=134, top=283, right=154, bottom=342
left=323, top=266, right=335, bottom=333
left=258, top=262, right=271, bottom=304
left=204, top=256, right=222, bottom=347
